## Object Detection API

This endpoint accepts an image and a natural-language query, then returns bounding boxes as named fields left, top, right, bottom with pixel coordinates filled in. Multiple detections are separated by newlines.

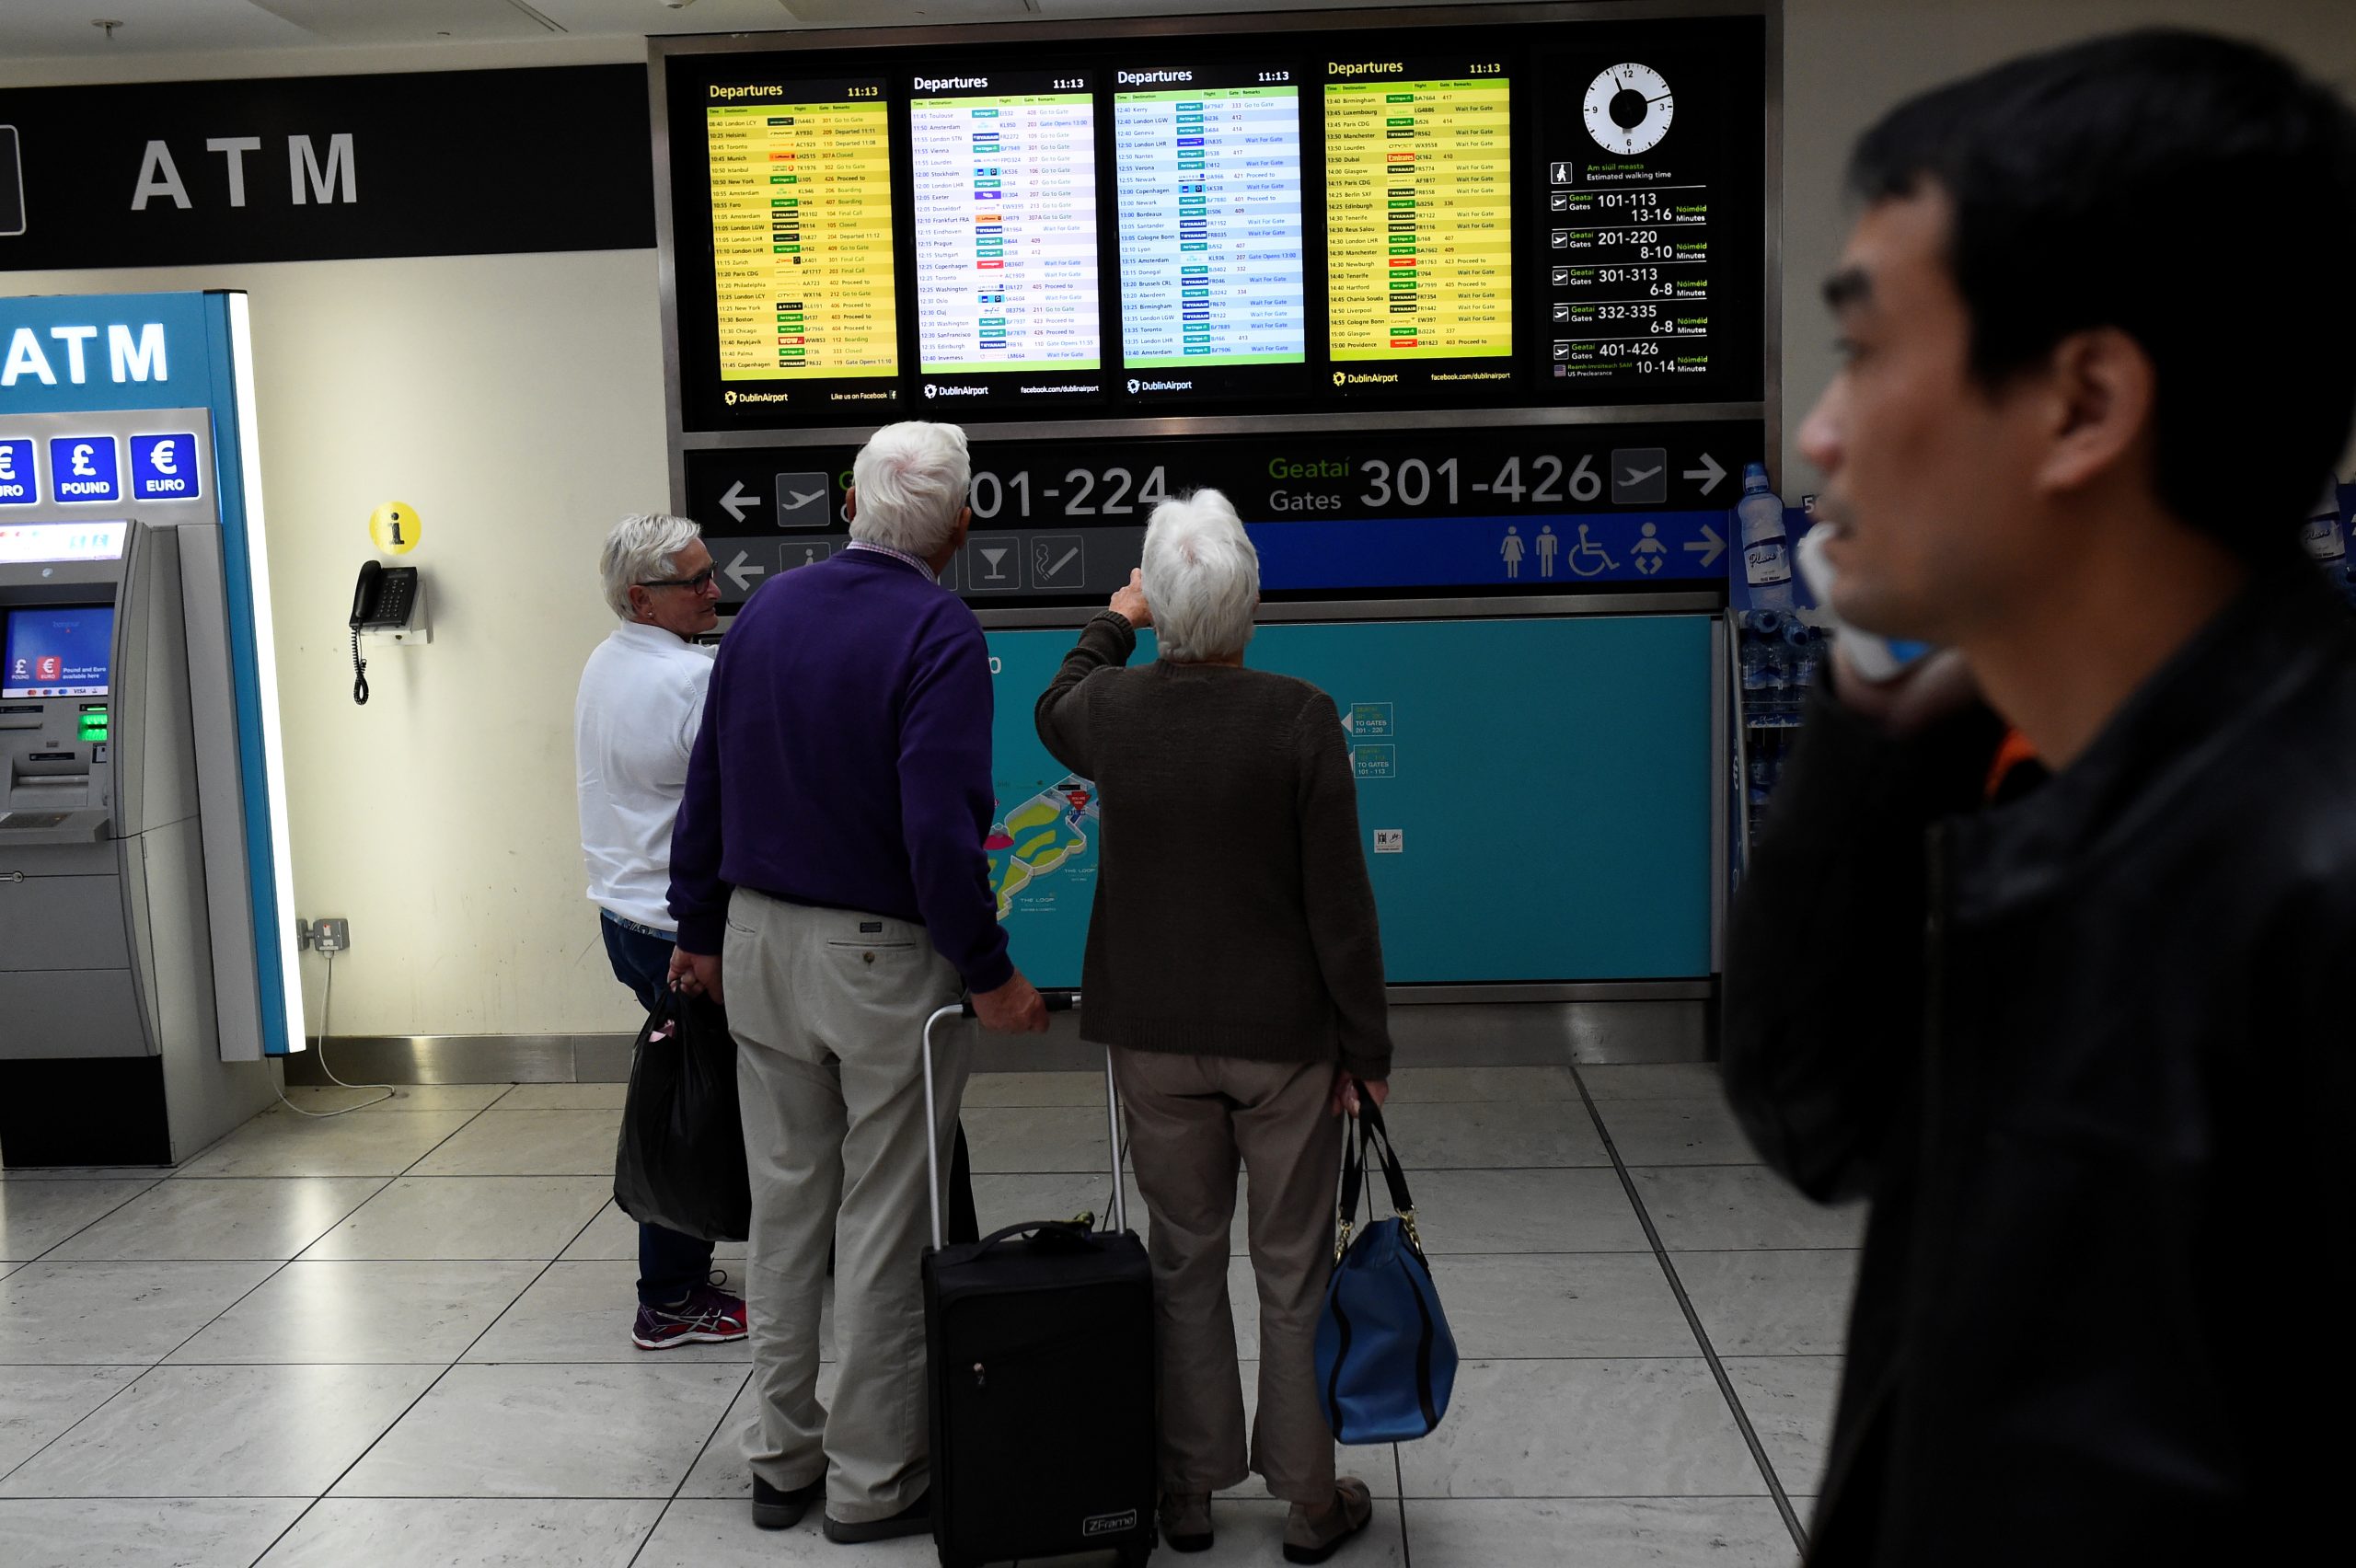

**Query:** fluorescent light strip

left=227, top=293, right=306, bottom=1056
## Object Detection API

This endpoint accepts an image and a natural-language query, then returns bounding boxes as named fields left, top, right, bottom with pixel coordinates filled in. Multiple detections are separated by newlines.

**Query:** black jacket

left=1724, top=563, right=2356, bottom=1566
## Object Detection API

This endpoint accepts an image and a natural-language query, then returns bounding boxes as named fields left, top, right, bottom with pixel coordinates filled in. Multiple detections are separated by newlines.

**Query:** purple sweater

left=668, top=548, right=1012, bottom=993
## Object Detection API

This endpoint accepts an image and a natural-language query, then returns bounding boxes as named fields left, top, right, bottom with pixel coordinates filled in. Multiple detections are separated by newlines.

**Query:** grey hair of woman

left=598, top=513, right=701, bottom=620
left=1141, top=489, right=1260, bottom=663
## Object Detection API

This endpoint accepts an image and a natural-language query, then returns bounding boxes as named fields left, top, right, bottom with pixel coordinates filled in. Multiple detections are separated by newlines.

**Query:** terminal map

left=706, top=89, right=898, bottom=380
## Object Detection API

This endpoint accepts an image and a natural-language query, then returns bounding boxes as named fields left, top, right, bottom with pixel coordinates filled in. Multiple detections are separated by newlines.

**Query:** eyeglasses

left=638, top=568, right=717, bottom=593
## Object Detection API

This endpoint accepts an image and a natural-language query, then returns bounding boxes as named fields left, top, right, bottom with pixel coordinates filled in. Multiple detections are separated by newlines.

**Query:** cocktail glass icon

left=980, top=548, right=1010, bottom=582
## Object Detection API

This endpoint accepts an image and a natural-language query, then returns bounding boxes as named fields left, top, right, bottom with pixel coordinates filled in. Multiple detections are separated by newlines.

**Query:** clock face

left=1584, top=63, right=1674, bottom=156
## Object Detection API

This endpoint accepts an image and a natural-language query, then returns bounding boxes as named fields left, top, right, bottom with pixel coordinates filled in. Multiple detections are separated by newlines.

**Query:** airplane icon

left=774, top=471, right=832, bottom=527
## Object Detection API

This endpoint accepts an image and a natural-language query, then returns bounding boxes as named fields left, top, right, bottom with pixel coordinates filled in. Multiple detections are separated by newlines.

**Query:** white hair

left=850, top=421, right=970, bottom=559
left=599, top=513, right=701, bottom=620
left=1142, top=489, right=1259, bottom=663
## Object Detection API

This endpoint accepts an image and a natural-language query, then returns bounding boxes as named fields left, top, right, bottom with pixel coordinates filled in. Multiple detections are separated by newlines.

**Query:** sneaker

left=752, top=1474, right=823, bottom=1530
left=823, top=1490, right=930, bottom=1544
left=1160, top=1492, right=1213, bottom=1552
left=1284, top=1477, right=1373, bottom=1564
left=631, top=1285, right=749, bottom=1351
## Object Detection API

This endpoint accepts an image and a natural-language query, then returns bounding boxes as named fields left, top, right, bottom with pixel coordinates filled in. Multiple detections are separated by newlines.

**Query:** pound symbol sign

left=151, top=440, right=178, bottom=475
left=71, top=444, right=97, bottom=478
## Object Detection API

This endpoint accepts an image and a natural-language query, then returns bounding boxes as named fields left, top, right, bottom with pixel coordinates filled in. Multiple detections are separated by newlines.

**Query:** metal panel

left=175, top=524, right=264, bottom=1064
left=0, top=969, right=148, bottom=1058
left=0, top=873, right=130, bottom=973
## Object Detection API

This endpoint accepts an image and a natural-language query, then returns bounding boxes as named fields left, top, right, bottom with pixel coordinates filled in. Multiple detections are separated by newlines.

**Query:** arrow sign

left=719, top=481, right=759, bottom=525
left=1682, top=453, right=1727, bottom=495
left=1683, top=522, right=1727, bottom=568
left=723, top=550, right=766, bottom=594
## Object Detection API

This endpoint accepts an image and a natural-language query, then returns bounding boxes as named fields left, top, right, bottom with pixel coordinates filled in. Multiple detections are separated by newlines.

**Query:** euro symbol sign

left=151, top=440, right=178, bottom=475
left=0, top=448, right=14, bottom=479
left=71, top=444, right=96, bottom=477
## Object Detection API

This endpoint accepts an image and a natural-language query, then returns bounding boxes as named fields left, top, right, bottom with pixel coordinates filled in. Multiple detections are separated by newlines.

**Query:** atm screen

left=1, top=605, right=115, bottom=698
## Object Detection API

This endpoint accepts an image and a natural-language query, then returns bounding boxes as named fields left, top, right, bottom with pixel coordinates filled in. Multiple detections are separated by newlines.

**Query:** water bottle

left=2302, top=482, right=2345, bottom=569
left=1736, top=462, right=1795, bottom=611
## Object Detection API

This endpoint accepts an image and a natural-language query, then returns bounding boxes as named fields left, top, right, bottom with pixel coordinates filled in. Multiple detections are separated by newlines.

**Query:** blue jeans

left=601, top=911, right=722, bottom=1307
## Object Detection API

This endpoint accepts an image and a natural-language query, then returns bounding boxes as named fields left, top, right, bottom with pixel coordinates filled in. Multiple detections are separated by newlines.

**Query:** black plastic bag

left=614, top=989, right=751, bottom=1244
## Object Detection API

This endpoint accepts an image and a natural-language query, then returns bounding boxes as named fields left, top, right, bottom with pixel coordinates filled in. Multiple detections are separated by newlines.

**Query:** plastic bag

left=613, top=989, right=751, bottom=1243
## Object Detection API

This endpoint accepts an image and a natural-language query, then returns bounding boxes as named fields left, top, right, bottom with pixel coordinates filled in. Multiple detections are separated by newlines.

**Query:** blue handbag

left=1314, top=1091, right=1458, bottom=1443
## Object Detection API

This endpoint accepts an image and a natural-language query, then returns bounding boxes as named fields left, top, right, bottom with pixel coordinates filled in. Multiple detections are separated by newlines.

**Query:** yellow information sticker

left=369, top=501, right=422, bottom=555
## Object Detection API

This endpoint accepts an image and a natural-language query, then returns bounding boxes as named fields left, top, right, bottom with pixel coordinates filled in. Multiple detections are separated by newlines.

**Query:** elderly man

left=1036, top=490, right=1390, bottom=1564
left=574, top=513, right=749, bottom=1351
left=669, top=420, right=1048, bottom=1542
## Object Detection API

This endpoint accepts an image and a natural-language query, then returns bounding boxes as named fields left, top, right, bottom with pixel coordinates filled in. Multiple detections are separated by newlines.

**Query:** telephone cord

left=350, top=628, right=370, bottom=706
left=273, top=949, right=396, bottom=1116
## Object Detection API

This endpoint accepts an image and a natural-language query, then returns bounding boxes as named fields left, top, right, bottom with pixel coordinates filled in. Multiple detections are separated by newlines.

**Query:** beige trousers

left=725, top=890, right=969, bottom=1525
left=1112, top=1048, right=1344, bottom=1506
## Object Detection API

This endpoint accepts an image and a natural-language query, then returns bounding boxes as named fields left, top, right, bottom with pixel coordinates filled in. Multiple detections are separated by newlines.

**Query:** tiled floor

left=0, top=1065, right=1858, bottom=1567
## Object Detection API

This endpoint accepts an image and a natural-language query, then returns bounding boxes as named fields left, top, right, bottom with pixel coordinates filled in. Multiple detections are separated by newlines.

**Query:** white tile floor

left=0, top=1065, right=1856, bottom=1567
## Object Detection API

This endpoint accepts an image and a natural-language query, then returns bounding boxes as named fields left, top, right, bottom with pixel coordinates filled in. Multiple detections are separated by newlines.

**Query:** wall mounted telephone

left=349, top=560, right=417, bottom=706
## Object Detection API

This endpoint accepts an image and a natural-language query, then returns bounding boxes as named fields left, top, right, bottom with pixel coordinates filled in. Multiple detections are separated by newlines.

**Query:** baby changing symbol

left=1632, top=522, right=1668, bottom=577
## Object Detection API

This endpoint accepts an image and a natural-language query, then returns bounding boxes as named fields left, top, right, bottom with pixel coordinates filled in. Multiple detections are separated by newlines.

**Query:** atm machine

left=0, top=290, right=297, bottom=1165
left=0, top=518, right=276, bottom=1163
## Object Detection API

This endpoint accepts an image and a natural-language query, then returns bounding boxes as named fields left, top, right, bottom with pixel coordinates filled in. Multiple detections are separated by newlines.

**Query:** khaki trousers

left=1112, top=1048, right=1344, bottom=1506
left=725, top=890, right=970, bottom=1525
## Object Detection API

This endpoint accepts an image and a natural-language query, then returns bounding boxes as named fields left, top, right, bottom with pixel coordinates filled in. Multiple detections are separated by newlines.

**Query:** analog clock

left=1584, top=63, right=1674, bottom=156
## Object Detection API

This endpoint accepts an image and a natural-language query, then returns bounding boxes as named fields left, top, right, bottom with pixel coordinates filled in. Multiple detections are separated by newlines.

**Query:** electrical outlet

left=312, top=917, right=351, bottom=954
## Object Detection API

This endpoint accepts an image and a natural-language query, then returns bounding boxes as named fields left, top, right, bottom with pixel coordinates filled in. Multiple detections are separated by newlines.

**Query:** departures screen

left=664, top=11, right=1765, bottom=430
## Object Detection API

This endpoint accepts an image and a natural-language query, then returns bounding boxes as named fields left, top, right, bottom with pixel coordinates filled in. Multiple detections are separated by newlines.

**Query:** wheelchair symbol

left=1565, top=524, right=1620, bottom=578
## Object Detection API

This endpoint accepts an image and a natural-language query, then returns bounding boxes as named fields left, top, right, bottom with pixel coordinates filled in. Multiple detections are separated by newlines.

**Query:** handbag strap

left=1334, top=1081, right=1427, bottom=1261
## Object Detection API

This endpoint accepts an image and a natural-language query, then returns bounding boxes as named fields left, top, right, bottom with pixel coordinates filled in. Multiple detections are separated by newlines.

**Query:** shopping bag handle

left=923, top=991, right=1116, bottom=1252
left=1336, top=1083, right=1423, bottom=1260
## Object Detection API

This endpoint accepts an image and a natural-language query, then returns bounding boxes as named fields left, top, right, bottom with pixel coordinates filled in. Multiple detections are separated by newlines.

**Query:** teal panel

left=985, top=615, right=1714, bottom=987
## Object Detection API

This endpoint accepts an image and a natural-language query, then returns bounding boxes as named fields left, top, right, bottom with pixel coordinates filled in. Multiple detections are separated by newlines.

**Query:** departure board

left=1114, top=68, right=1307, bottom=396
left=705, top=83, right=899, bottom=398
left=911, top=71, right=1103, bottom=400
left=660, top=8, right=1767, bottom=432
left=1325, top=63, right=1513, bottom=391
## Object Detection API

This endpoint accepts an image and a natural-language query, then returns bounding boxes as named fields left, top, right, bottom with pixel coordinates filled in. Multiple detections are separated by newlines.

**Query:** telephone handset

left=349, top=561, right=417, bottom=705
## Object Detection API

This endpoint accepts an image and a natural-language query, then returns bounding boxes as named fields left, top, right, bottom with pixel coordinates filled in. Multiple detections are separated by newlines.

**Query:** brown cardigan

left=1034, top=612, right=1392, bottom=1081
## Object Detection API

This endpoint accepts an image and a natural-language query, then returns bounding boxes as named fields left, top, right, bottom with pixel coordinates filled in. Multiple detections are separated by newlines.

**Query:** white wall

left=6, top=0, right=2352, bottom=1039
left=9, top=251, right=672, bottom=1037
left=1779, top=0, right=2356, bottom=488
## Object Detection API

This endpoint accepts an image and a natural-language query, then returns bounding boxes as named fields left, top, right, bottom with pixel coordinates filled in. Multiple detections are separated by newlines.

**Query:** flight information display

left=1325, top=62, right=1512, bottom=392
left=660, top=9, right=1766, bottom=432
left=911, top=71, right=1103, bottom=400
left=705, top=82, right=900, bottom=401
left=1114, top=67, right=1307, bottom=395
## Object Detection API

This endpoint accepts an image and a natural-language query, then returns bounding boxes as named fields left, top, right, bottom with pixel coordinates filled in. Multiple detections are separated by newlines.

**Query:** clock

left=1583, top=63, right=1674, bottom=156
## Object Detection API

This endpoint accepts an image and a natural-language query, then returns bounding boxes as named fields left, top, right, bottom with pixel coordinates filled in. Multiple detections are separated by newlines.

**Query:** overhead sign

left=0, top=66, right=653, bottom=271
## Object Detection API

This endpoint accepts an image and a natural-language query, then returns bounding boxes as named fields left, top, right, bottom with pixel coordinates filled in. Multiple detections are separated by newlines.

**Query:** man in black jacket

left=1725, top=31, right=2356, bottom=1567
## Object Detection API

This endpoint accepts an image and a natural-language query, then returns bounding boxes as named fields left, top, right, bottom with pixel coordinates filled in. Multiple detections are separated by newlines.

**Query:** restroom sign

left=130, top=432, right=201, bottom=502
left=48, top=435, right=121, bottom=503
left=0, top=438, right=32, bottom=505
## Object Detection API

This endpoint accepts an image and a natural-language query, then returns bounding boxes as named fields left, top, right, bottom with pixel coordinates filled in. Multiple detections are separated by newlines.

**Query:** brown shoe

left=1159, top=1492, right=1213, bottom=1553
left=1283, top=1477, right=1373, bottom=1564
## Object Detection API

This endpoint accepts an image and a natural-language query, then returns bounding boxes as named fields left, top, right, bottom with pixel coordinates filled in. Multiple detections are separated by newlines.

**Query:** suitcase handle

left=923, top=992, right=1126, bottom=1252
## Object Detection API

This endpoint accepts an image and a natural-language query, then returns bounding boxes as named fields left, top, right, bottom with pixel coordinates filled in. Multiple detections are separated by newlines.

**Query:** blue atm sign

left=50, top=435, right=121, bottom=503
left=130, top=432, right=201, bottom=502
left=0, top=438, right=32, bottom=505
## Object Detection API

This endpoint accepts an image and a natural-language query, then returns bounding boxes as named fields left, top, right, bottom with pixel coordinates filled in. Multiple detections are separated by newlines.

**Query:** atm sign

left=0, top=438, right=31, bottom=505
left=130, top=432, right=200, bottom=502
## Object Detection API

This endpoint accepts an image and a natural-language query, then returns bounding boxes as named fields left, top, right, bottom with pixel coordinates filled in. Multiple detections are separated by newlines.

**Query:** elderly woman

left=1035, top=490, right=1391, bottom=1564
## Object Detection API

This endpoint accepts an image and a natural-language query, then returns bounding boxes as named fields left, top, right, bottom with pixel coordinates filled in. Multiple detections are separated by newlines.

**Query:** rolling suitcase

left=919, top=994, right=1158, bottom=1568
